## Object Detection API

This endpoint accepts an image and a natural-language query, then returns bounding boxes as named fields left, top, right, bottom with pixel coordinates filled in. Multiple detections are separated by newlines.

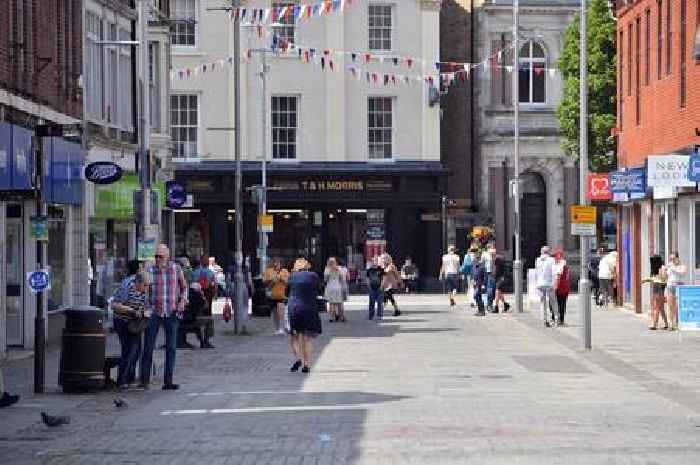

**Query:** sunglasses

left=155, top=254, right=165, bottom=259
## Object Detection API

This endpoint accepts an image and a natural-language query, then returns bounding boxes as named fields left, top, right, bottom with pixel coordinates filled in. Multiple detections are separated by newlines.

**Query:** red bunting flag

left=365, top=53, right=371, bottom=63
left=407, top=58, right=413, bottom=68
left=329, top=60, right=334, bottom=71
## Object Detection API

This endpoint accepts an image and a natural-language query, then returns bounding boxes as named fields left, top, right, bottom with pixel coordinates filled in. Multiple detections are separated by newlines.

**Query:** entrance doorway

left=6, top=204, right=24, bottom=346
left=519, top=172, right=547, bottom=270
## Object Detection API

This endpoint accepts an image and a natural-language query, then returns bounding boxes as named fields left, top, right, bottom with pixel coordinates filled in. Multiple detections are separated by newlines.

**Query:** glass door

left=6, top=208, right=24, bottom=346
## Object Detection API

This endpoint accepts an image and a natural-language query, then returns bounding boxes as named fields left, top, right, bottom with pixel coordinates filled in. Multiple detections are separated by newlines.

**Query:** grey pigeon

left=113, top=398, right=128, bottom=408
left=41, top=412, right=70, bottom=427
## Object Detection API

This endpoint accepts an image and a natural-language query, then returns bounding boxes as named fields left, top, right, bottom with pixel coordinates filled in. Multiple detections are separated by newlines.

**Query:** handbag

left=127, top=317, right=149, bottom=334
left=223, top=299, right=232, bottom=322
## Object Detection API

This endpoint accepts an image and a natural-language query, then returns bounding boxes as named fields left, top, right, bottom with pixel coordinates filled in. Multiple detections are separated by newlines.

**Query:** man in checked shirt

left=140, top=244, right=188, bottom=390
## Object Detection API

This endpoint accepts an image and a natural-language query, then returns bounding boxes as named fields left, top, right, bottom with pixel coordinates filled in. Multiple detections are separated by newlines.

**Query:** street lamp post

left=512, top=0, right=523, bottom=313
left=233, top=0, right=245, bottom=334
left=138, top=0, right=152, bottom=245
left=579, top=0, right=592, bottom=349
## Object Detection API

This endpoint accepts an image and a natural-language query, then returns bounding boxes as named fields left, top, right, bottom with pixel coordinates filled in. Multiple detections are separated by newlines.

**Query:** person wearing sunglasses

left=140, top=244, right=188, bottom=390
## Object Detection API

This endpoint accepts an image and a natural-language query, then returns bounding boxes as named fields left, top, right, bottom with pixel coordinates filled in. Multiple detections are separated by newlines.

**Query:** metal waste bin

left=59, top=306, right=105, bottom=393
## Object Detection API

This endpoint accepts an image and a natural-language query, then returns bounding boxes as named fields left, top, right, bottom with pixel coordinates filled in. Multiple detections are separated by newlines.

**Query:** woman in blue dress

left=286, top=258, right=323, bottom=373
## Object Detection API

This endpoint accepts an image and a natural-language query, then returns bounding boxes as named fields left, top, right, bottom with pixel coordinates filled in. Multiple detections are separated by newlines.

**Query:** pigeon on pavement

left=113, top=398, right=128, bottom=408
left=41, top=412, right=71, bottom=427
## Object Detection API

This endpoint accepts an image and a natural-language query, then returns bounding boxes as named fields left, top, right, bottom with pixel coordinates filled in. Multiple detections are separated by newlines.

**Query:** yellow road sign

left=570, top=205, right=596, bottom=224
left=259, top=214, right=274, bottom=233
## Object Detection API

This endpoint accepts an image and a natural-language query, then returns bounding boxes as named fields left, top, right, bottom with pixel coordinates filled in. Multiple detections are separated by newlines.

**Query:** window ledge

left=172, top=48, right=204, bottom=57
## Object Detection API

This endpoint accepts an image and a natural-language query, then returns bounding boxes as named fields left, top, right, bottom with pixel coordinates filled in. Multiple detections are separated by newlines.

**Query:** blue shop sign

left=688, top=152, right=700, bottom=183
left=85, top=161, right=123, bottom=185
left=166, top=181, right=187, bottom=208
left=677, top=285, right=700, bottom=331
left=610, top=168, right=646, bottom=194
left=0, top=122, right=34, bottom=191
left=43, top=136, right=84, bottom=205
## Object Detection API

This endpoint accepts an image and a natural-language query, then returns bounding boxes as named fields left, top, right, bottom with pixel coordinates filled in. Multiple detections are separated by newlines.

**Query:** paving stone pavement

left=3, top=293, right=700, bottom=465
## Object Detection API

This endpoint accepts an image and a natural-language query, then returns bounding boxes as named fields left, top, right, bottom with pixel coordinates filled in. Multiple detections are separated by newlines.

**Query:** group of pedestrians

left=535, top=246, right=572, bottom=327
left=643, top=252, right=686, bottom=331
left=367, top=254, right=403, bottom=320
left=439, top=244, right=510, bottom=316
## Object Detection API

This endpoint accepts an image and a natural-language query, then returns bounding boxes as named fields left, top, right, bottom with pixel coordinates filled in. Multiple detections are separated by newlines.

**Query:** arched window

left=519, top=42, right=546, bottom=104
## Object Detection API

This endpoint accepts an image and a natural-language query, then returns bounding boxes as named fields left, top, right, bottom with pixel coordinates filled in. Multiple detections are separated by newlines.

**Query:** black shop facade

left=173, top=161, right=447, bottom=289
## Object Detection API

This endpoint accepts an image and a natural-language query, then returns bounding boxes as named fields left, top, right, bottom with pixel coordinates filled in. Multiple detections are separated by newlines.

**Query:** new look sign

left=647, top=155, right=695, bottom=188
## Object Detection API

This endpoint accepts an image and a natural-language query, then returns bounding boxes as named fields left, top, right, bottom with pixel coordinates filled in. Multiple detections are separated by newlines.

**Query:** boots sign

left=84, top=161, right=123, bottom=185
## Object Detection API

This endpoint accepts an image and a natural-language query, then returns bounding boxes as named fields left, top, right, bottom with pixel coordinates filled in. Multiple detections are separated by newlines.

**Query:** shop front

left=174, top=161, right=447, bottom=289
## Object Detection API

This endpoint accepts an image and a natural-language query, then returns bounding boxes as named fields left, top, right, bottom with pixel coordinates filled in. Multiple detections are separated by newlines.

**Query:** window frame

left=272, top=2, right=297, bottom=45
left=518, top=41, right=547, bottom=106
left=170, top=93, right=200, bottom=159
left=667, top=0, right=673, bottom=75
left=367, top=96, right=395, bottom=161
left=680, top=0, right=687, bottom=107
left=271, top=95, right=299, bottom=161
left=368, top=3, right=395, bottom=52
left=645, top=9, right=651, bottom=85
left=171, top=0, right=197, bottom=48
left=635, top=16, right=641, bottom=125
left=658, top=0, right=663, bottom=79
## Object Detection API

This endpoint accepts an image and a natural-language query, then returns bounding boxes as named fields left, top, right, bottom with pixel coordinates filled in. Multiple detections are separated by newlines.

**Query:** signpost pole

left=33, top=133, right=46, bottom=394
left=512, top=0, right=523, bottom=313
left=579, top=0, right=592, bottom=350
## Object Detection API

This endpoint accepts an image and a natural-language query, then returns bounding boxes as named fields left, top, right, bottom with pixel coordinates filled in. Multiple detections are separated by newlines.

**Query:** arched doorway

left=519, top=172, right=547, bottom=270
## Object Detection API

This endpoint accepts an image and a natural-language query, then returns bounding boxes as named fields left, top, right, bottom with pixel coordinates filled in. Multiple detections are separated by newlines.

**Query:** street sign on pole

left=259, top=214, right=273, bottom=233
left=571, top=205, right=597, bottom=236
left=27, top=270, right=51, bottom=294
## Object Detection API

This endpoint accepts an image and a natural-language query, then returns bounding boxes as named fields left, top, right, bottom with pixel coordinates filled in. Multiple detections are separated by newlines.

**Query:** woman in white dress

left=324, top=257, right=346, bottom=322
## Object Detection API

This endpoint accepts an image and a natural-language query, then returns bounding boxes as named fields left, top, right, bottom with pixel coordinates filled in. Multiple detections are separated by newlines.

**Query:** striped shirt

left=148, top=262, right=188, bottom=318
left=112, top=276, right=146, bottom=321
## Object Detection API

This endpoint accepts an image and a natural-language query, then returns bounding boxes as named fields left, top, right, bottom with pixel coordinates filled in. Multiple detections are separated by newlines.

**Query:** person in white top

left=439, top=245, right=462, bottom=307
left=598, top=250, right=617, bottom=307
left=535, top=245, right=559, bottom=327
left=665, top=252, right=686, bottom=330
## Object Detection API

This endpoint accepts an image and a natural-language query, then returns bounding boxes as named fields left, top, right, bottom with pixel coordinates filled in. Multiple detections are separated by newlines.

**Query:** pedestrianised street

left=3, top=295, right=700, bottom=465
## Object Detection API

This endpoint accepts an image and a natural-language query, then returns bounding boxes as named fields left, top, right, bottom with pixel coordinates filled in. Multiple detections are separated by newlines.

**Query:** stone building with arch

left=474, top=0, right=580, bottom=268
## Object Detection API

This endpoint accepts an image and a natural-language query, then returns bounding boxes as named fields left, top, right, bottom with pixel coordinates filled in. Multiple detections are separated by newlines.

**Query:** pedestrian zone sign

left=27, top=270, right=51, bottom=294
left=570, top=205, right=596, bottom=236
left=677, top=286, right=700, bottom=331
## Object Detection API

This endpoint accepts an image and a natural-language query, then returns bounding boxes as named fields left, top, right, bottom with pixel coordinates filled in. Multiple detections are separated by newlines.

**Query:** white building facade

left=170, top=0, right=446, bottom=284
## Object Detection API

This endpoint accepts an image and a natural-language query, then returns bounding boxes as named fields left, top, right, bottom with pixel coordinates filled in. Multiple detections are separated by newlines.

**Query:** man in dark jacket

left=472, top=260, right=487, bottom=316
left=366, top=257, right=386, bottom=320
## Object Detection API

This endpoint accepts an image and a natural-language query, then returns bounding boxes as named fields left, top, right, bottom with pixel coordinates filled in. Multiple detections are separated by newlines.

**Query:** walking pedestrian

left=472, top=259, right=487, bottom=316
left=535, top=246, right=559, bottom=327
left=491, top=253, right=510, bottom=313
left=192, top=256, right=216, bottom=346
left=140, top=244, right=188, bottom=391
left=111, top=271, right=149, bottom=389
left=179, top=257, right=193, bottom=285
left=643, top=255, right=669, bottom=330
left=366, top=256, right=385, bottom=320
left=482, top=245, right=497, bottom=312
left=287, top=258, right=323, bottom=374
left=337, top=259, right=349, bottom=322
left=324, top=257, right=346, bottom=322
left=382, top=254, right=402, bottom=317
left=0, top=356, right=19, bottom=408
left=440, top=245, right=461, bottom=307
left=598, top=250, right=617, bottom=308
left=666, top=252, right=686, bottom=331
left=588, top=248, right=604, bottom=304
left=553, top=250, right=571, bottom=326
left=460, top=248, right=475, bottom=306
left=400, top=257, right=419, bottom=294
left=264, top=259, right=290, bottom=335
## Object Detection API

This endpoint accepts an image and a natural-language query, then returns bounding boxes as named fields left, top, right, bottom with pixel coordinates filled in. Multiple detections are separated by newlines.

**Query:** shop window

left=368, top=96, right=393, bottom=159
left=47, top=206, right=66, bottom=311
left=86, top=11, right=103, bottom=120
left=272, top=95, right=298, bottom=159
left=518, top=42, right=546, bottom=104
left=171, top=0, right=196, bottom=47
left=272, top=2, right=296, bottom=45
left=171, top=94, right=198, bottom=158
left=368, top=4, right=393, bottom=51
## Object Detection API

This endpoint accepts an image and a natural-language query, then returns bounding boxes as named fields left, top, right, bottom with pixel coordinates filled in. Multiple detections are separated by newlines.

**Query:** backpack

left=557, top=265, right=571, bottom=296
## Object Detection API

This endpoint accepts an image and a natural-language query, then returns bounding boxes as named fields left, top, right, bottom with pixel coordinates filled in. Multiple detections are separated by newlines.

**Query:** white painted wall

left=171, top=0, right=441, bottom=162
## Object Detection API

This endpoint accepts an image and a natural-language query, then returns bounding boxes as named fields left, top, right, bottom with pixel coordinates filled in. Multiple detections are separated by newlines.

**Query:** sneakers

left=301, top=366, right=310, bottom=374
left=503, top=302, right=511, bottom=313
left=393, top=310, right=401, bottom=317
left=290, top=360, right=302, bottom=372
left=0, top=392, right=20, bottom=408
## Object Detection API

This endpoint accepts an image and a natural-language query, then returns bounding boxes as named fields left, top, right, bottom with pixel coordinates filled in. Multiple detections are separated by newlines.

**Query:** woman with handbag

left=111, top=271, right=149, bottom=390
left=287, top=258, right=323, bottom=373
left=323, top=257, right=346, bottom=322
left=264, top=259, right=290, bottom=335
left=382, top=254, right=402, bottom=317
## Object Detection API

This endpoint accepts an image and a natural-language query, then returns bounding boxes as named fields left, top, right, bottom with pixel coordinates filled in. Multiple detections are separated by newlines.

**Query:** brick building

left=615, top=0, right=700, bottom=313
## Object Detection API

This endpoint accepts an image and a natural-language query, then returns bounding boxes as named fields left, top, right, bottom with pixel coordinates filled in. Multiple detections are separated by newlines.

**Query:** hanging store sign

left=84, top=161, right=123, bottom=185
left=610, top=168, right=646, bottom=193
left=166, top=181, right=187, bottom=208
left=587, top=173, right=613, bottom=201
left=687, top=152, right=700, bottom=183
left=646, top=155, right=695, bottom=188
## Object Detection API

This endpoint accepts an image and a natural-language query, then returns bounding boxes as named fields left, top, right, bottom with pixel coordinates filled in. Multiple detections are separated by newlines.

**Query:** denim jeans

left=368, top=288, right=384, bottom=319
left=114, top=318, right=141, bottom=386
left=486, top=273, right=496, bottom=307
left=141, top=313, right=179, bottom=385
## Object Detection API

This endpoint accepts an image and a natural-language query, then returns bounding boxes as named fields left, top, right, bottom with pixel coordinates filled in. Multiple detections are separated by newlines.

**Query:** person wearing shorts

left=440, top=245, right=461, bottom=307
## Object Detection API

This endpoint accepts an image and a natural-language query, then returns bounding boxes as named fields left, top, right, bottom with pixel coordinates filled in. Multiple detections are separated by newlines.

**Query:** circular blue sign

left=28, top=271, right=50, bottom=293
left=84, top=162, right=123, bottom=185
left=166, top=181, right=187, bottom=208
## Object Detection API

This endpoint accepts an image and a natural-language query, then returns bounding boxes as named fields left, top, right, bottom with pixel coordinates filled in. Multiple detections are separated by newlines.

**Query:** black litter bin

left=59, top=306, right=105, bottom=393
left=251, top=277, right=272, bottom=317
